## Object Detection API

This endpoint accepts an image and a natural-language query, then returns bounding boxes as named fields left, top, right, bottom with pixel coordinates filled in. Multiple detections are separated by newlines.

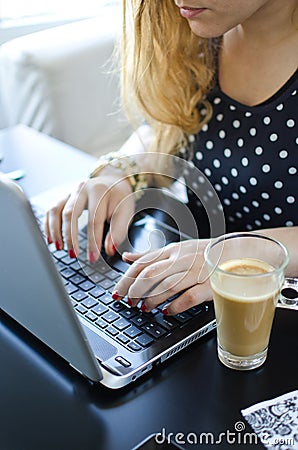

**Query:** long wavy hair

left=121, top=0, right=219, bottom=158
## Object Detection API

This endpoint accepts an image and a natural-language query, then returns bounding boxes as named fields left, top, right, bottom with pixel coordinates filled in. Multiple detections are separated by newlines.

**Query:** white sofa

left=0, top=8, right=132, bottom=157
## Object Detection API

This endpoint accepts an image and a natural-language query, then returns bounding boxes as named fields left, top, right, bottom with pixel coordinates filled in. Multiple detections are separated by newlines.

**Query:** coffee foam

left=212, top=258, right=278, bottom=303
left=219, top=258, right=274, bottom=275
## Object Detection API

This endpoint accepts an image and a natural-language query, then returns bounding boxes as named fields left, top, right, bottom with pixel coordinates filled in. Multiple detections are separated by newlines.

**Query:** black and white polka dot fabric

left=186, top=70, right=297, bottom=235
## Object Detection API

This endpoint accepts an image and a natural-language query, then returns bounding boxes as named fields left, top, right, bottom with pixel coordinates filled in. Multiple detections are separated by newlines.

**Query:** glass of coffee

left=204, top=233, right=289, bottom=370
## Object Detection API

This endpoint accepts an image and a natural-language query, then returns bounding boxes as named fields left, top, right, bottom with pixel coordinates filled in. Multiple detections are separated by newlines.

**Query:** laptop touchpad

left=82, top=323, right=117, bottom=361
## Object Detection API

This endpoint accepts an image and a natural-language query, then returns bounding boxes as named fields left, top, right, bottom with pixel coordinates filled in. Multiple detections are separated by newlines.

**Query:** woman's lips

left=179, top=6, right=207, bottom=19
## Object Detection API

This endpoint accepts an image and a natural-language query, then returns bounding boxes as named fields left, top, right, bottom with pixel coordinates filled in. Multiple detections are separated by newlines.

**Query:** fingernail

left=89, top=251, right=96, bottom=263
left=127, top=298, right=132, bottom=307
left=55, top=241, right=61, bottom=251
left=47, top=237, right=53, bottom=245
left=112, top=291, right=120, bottom=301
left=141, top=302, right=147, bottom=312
left=162, top=308, right=168, bottom=315
left=112, top=244, right=117, bottom=255
left=68, top=249, right=76, bottom=259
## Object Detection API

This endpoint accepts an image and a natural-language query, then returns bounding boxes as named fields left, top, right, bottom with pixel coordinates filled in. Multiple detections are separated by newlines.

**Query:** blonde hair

left=121, top=0, right=218, bottom=156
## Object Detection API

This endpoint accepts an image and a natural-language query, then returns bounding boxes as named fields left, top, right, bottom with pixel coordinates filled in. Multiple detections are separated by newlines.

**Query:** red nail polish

left=47, top=237, right=53, bottom=245
left=68, top=249, right=76, bottom=259
left=112, top=291, right=120, bottom=301
left=89, top=251, right=96, bottom=263
left=112, top=244, right=117, bottom=255
left=55, top=241, right=61, bottom=251
left=127, top=298, right=132, bottom=307
left=141, top=303, right=147, bottom=312
left=162, top=308, right=168, bottom=315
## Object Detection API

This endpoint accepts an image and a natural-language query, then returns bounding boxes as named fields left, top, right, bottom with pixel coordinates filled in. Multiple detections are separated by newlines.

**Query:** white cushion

left=0, top=10, right=132, bottom=156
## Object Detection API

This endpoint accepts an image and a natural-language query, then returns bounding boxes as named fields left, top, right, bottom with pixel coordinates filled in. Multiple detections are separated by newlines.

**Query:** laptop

left=0, top=177, right=216, bottom=389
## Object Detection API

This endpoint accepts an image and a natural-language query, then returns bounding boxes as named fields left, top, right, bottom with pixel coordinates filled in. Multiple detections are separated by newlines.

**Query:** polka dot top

left=186, top=69, right=297, bottom=236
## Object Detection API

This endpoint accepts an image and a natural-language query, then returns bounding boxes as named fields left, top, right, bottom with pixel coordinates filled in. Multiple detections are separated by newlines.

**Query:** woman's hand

left=45, top=168, right=135, bottom=262
left=113, top=239, right=212, bottom=315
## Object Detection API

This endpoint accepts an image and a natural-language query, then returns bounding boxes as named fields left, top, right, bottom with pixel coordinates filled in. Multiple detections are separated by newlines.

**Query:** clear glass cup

left=204, top=233, right=289, bottom=370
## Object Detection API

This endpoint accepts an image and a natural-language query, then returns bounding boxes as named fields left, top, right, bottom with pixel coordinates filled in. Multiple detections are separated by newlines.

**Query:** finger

left=128, top=258, right=189, bottom=306
left=162, top=282, right=212, bottom=315
left=140, top=271, right=195, bottom=312
left=112, top=246, right=170, bottom=301
left=87, top=190, right=109, bottom=262
left=44, top=211, right=52, bottom=244
left=131, top=249, right=201, bottom=307
left=104, top=194, right=135, bottom=257
left=62, top=184, right=87, bottom=257
left=47, top=196, right=70, bottom=250
left=122, top=251, right=147, bottom=263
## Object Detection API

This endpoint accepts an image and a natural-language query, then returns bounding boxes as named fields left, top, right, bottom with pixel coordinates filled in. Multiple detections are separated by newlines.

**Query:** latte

left=211, top=258, right=279, bottom=356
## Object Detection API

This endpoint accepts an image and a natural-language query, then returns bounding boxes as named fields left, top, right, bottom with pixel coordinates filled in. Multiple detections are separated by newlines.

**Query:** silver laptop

left=0, top=177, right=216, bottom=389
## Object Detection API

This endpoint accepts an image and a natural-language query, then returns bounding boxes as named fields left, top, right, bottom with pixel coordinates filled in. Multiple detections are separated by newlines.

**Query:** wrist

left=89, top=152, right=148, bottom=200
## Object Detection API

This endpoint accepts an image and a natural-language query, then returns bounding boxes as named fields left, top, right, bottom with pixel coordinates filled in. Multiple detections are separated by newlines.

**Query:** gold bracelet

left=89, top=152, right=148, bottom=200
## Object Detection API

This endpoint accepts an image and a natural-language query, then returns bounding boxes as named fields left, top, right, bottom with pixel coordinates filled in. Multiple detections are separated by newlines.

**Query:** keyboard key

left=155, top=313, right=179, bottom=331
left=142, top=323, right=167, bottom=339
left=188, top=305, right=204, bottom=316
left=106, top=326, right=119, bottom=337
left=61, top=268, right=76, bottom=279
left=117, top=334, right=130, bottom=345
left=81, top=297, right=98, bottom=309
left=89, top=286, right=105, bottom=298
left=110, top=302, right=126, bottom=313
left=69, top=274, right=86, bottom=285
left=77, top=251, right=87, bottom=262
left=124, top=326, right=142, bottom=339
left=70, top=261, right=84, bottom=271
left=100, top=294, right=113, bottom=305
left=98, top=279, right=114, bottom=290
left=55, top=261, right=67, bottom=271
left=127, top=342, right=142, bottom=352
left=95, top=318, right=108, bottom=329
left=70, top=299, right=78, bottom=307
left=89, top=273, right=105, bottom=283
left=174, top=312, right=192, bottom=324
left=61, top=255, right=75, bottom=265
left=135, top=333, right=154, bottom=348
left=72, top=290, right=88, bottom=302
left=113, top=318, right=130, bottom=331
left=84, top=266, right=95, bottom=276
left=105, top=269, right=120, bottom=280
left=102, top=311, right=120, bottom=323
left=92, top=261, right=109, bottom=273
left=79, top=280, right=96, bottom=292
left=120, top=307, right=138, bottom=319
left=75, top=304, right=87, bottom=315
left=53, top=250, right=68, bottom=259
left=92, top=304, right=108, bottom=316
left=65, top=283, right=78, bottom=295
left=131, top=314, right=150, bottom=327
left=85, top=311, right=98, bottom=322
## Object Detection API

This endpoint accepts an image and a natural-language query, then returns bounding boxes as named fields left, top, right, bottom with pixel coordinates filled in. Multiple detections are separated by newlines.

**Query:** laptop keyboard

left=35, top=209, right=206, bottom=352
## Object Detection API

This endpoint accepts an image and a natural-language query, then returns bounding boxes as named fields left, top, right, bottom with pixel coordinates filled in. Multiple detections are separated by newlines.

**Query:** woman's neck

left=218, top=0, right=298, bottom=106
left=232, top=0, right=298, bottom=48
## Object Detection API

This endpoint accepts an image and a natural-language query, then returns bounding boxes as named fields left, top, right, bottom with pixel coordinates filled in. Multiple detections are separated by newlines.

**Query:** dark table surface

left=0, top=126, right=297, bottom=450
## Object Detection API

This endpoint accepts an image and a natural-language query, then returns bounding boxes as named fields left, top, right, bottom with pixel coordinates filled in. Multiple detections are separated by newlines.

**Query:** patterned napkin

left=241, top=390, right=298, bottom=449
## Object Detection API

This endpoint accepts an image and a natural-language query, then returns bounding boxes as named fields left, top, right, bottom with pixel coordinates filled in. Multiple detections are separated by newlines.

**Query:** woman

left=45, top=0, right=298, bottom=315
